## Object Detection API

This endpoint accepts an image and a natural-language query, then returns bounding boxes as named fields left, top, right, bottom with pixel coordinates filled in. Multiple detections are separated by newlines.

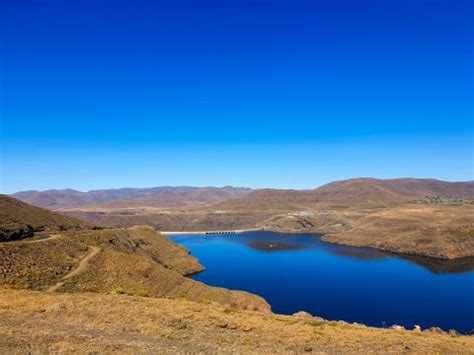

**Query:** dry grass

left=322, top=204, right=474, bottom=259
left=0, top=288, right=472, bottom=354
left=0, top=194, right=94, bottom=241
left=63, top=201, right=474, bottom=260
left=0, top=226, right=269, bottom=312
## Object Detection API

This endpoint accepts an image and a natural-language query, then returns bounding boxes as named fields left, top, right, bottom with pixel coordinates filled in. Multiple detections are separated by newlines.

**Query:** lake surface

left=170, top=231, right=474, bottom=333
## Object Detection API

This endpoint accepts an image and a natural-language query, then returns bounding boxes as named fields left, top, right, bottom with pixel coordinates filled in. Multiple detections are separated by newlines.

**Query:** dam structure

left=161, top=228, right=262, bottom=236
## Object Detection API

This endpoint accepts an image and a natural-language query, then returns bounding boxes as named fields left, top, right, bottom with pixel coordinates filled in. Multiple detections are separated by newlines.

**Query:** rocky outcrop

left=0, top=222, right=34, bottom=241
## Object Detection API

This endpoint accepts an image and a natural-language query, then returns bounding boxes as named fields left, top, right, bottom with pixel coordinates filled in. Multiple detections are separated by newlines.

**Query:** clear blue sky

left=1, top=0, right=473, bottom=193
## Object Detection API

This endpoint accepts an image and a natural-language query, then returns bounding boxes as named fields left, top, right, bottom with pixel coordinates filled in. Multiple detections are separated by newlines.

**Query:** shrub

left=112, top=287, right=125, bottom=295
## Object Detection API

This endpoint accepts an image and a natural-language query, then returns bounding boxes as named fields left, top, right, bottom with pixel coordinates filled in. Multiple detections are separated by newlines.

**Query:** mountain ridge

left=10, top=177, right=474, bottom=212
left=216, top=177, right=474, bottom=210
left=11, top=186, right=253, bottom=209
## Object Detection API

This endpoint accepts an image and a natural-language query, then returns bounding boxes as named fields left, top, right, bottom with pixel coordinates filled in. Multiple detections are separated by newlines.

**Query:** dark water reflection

left=170, top=231, right=474, bottom=333
left=398, top=254, right=474, bottom=274
left=205, top=232, right=474, bottom=274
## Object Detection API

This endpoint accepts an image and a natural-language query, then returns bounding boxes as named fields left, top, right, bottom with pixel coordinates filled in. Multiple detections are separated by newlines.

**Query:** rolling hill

left=0, top=197, right=269, bottom=311
left=314, top=178, right=474, bottom=205
left=216, top=178, right=474, bottom=210
left=12, top=186, right=252, bottom=210
left=0, top=195, right=94, bottom=241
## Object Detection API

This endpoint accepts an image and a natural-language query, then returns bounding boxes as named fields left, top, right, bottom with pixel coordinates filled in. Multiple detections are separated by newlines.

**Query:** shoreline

left=161, top=227, right=474, bottom=263
left=161, top=227, right=472, bottom=333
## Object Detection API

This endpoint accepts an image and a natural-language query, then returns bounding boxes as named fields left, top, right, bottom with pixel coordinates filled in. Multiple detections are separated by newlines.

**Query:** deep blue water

left=170, top=231, right=474, bottom=333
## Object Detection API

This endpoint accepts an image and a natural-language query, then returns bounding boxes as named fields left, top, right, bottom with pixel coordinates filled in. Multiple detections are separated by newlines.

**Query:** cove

left=169, top=231, right=474, bottom=334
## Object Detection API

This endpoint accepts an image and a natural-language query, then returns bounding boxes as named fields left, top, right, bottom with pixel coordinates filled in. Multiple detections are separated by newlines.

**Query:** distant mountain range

left=11, top=186, right=253, bottom=209
left=215, top=178, right=474, bottom=210
left=11, top=178, right=474, bottom=211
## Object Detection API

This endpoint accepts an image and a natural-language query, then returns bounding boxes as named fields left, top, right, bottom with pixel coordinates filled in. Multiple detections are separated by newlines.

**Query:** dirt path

left=5, top=233, right=62, bottom=244
left=46, top=246, right=100, bottom=293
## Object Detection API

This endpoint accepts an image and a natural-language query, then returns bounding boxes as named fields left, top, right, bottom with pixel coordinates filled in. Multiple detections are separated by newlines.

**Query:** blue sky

left=1, top=0, right=473, bottom=193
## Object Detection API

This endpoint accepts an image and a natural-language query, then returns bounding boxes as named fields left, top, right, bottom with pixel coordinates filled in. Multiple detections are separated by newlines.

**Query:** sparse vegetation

left=447, top=226, right=474, bottom=240
left=111, top=287, right=125, bottom=295
left=0, top=223, right=269, bottom=312
left=1, top=288, right=473, bottom=353
left=130, top=289, right=151, bottom=297
left=0, top=194, right=94, bottom=241
left=49, top=178, right=474, bottom=259
left=111, top=288, right=151, bottom=297
left=2, top=182, right=474, bottom=352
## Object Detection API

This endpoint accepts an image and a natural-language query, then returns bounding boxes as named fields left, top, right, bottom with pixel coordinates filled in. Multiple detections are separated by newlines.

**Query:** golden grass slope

left=320, top=204, right=474, bottom=259
left=260, top=204, right=474, bottom=259
left=0, top=226, right=269, bottom=312
left=0, top=288, right=473, bottom=354
left=0, top=194, right=94, bottom=241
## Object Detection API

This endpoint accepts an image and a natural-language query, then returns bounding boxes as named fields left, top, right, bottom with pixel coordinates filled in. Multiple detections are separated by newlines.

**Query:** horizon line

left=5, top=176, right=474, bottom=195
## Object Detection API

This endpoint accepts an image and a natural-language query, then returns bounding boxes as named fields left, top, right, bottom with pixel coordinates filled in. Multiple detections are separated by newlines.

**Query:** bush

left=112, top=287, right=125, bottom=295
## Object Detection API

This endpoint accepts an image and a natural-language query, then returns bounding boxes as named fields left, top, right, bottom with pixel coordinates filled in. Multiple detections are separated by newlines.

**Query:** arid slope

left=217, top=178, right=474, bottom=210
left=12, top=186, right=252, bottom=210
left=9, top=178, right=474, bottom=259
left=258, top=204, right=474, bottom=259
left=0, top=288, right=473, bottom=354
left=0, top=225, right=269, bottom=312
left=319, top=205, right=474, bottom=259
left=0, top=194, right=94, bottom=241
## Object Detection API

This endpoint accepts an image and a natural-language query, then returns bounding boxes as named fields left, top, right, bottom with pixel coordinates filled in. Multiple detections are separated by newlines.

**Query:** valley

left=25, top=178, right=474, bottom=260
left=2, top=177, right=473, bottom=352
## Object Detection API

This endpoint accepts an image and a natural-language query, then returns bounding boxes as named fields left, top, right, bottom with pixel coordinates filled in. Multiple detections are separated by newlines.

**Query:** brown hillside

left=216, top=178, right=474, bottom=210
left=0, top=226, right=269, bottom=312
left=65, top=209, right=274, bottom=231
left=1, top=288, right=473, bottom=353
left=0, top=195, right=94, bottom=241
left=214, top=188, right=317, bottom=211
left=12, top=186, right=252, bottom=209
left=79, top=187, right=253, bottom=210
left=315, top=178, right=474, bottom=206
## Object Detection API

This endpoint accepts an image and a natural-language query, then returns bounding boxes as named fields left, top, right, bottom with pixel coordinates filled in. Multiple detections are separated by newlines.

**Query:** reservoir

left=170, top=231, right=474, bottom=333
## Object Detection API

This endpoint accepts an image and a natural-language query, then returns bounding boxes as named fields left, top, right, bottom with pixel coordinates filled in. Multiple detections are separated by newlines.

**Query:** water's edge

left=168, top=231, right=474, bottom=333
